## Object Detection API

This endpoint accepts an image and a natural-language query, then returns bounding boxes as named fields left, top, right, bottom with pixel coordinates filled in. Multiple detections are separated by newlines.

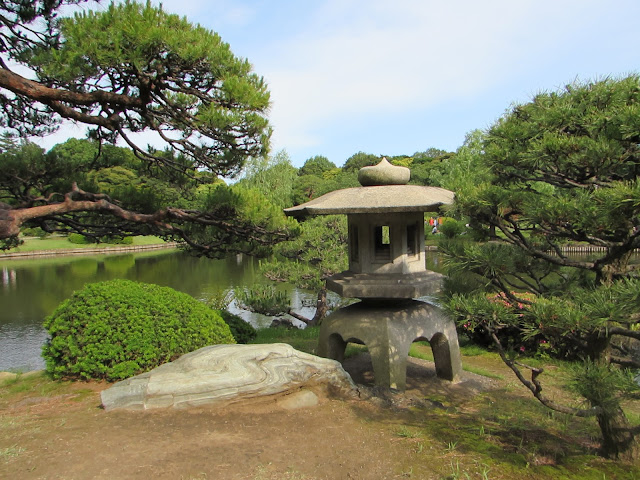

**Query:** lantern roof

left=284, top=158, right=454, bottom=217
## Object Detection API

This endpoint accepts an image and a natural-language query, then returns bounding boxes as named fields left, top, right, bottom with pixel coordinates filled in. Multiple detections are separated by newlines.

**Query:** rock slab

left=101, top=343, right=358, bottom=411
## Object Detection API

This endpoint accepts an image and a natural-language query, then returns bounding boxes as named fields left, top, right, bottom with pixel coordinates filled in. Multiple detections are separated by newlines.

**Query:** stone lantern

left=285, top=159, right=462, bottom=390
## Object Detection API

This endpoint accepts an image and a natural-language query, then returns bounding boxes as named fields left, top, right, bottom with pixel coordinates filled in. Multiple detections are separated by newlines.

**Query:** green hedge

left=42, top=279, right=235, bottom=381
left=438, top=219, right=466, bottom=238
left=67, top=233, right=96, bottom=244
left=68, top=234, right=134, bottom=245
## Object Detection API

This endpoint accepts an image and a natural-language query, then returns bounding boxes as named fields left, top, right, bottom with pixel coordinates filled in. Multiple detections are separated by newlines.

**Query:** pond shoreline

left=2, top=241, right=629, bottom=261
left=0, top=242, right=178, bottom=259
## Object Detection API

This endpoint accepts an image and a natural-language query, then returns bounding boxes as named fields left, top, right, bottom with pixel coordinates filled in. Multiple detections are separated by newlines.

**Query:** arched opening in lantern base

left=318, top=300, right=462, bottom=391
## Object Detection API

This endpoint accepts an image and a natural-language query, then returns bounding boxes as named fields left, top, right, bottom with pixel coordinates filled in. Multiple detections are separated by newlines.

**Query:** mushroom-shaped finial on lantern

left=358, top=158, right=410, bottom=186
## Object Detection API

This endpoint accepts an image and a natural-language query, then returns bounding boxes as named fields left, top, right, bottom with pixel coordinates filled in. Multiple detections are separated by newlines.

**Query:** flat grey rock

left=101, top=343, right=358, bottom=411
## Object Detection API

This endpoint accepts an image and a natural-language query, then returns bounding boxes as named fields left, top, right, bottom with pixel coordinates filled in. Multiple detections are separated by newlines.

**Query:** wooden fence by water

left=426, top=244, right=637, bottom=254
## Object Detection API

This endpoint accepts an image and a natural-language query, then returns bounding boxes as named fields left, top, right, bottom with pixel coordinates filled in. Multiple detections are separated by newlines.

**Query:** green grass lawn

left=250, top=326, right=321, bottom=354
left=6, top=235, right=168, bottom=253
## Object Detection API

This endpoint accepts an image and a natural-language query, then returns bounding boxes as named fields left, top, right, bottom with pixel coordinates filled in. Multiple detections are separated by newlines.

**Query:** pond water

left=3, top=247, right=636, bottom=373
left=0, top=249, right=340, bottom=372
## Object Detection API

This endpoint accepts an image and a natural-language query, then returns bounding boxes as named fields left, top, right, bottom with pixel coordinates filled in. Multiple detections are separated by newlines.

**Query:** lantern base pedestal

left=326, top=270, right=444, bottom=299
left=317, top=299, right=462, bottom=391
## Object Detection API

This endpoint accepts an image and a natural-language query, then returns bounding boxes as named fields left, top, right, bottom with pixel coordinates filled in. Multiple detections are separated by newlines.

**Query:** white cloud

left=260, top=1, right=524, bottom=151
left=258, top=0, right=612, bottom=155
left=22, top=0, right=640, bottom=162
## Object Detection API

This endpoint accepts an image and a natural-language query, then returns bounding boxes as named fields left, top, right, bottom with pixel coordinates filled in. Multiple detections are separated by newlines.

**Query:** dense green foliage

left=441, top=76, right=640, bottom=459
left=298, top=155, right=336, bottom=177
left=67, top=233, right=133, bottom=245
left=3, top=1, right=270, bottom=171
left=42, top=280, right=235, bottom=381
left=424, top=131, right=490, bottom=191
left=0, top=136, right=296, bottom=255
left=180, top=183, right=298, bottom=258
left=436, top=218, right=467, bottom=239
left=0, top=1, right=295, bottom=257
left=261, top=215, right=348, bottom=292
left=235, top=150, right=298, bottom=209
left=218, top=310, right=257, bottom=344
left=67, top=233, right=96, bottom=245
left=341, top=151, right=379, bottom=172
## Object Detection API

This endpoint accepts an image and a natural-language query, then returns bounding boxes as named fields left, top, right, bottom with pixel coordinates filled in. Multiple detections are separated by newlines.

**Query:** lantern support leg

left=318, top=300, right=462, bottom=391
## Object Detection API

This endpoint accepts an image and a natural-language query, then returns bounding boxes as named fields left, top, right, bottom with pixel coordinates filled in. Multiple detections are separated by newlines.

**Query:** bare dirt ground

left=0, top=353, right=507, bottom=480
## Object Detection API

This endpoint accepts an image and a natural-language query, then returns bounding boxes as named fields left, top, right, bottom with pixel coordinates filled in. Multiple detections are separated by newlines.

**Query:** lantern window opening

left=374, top=225, right=391, bottom=262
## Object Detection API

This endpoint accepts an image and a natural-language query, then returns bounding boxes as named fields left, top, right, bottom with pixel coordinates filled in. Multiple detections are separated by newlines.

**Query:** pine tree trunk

left=488, top=223, right=497, bottom=240
left=584, top=334, right=611, bottom=361
left=597, top=407, right=639, bottom=461
left=595, top=247, right=632, bottom=285
left=585, top=335, right=639, bottom=460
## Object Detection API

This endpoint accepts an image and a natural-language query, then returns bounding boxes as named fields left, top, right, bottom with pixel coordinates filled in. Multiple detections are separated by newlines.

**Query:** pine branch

left=487, top=327, right=599, bottom=417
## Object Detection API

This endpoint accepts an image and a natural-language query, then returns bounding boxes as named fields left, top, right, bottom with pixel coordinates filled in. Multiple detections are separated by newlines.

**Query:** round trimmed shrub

left=42, top=279, right=235, bottom=381
left=101, top=235, right=134, bottom=245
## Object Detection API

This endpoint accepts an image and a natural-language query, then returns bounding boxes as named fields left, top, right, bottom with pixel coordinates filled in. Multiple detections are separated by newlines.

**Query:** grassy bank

left=5, top=235, right=168, bottom=253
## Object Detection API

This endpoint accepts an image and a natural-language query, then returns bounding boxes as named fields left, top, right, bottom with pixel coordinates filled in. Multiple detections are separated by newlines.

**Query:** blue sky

left=45, top=0, right=640, bottom=168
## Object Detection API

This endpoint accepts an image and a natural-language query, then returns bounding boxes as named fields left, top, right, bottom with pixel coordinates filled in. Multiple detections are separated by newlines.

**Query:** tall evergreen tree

left=0, top=1, right=291, bottom=254
left=444, top=76, right=640, bottom=460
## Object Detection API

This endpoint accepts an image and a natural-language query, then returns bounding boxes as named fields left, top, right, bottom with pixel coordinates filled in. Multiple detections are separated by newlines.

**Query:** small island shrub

left=203, top=290, right=233, bottom=310
left=42, top=279, right=235, bottom=381
left=234, top=285, right=289, bottom=316
left=21, top=227, right=49, bottom=238
left=101, top=235, right=134, bottom=245
left=68, top=234, right=134, bottom=245
left=67, top=233, right=95, bottom=244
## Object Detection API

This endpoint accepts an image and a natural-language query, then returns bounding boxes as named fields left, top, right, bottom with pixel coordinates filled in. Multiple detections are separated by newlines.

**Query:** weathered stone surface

left=326, top=270, right=444, bottom=299
left=283, top=185, right=454, bottom=216
left=358, top=158, right=410, bottom=186
left=318, top=300, right=462, bottom=391
left=100, top=343, right=358, bottom=411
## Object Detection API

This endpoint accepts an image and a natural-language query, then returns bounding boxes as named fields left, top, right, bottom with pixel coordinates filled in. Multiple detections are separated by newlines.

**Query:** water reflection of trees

left=2, top=267, right=16, bottom=290
left=0, top=251, right=263, bottom=328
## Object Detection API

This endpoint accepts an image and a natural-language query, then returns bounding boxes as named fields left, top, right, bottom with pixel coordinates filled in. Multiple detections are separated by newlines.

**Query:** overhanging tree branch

left=0, top=1, right=283, bottom=255
left=0, top=67, right=145, bottom=110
